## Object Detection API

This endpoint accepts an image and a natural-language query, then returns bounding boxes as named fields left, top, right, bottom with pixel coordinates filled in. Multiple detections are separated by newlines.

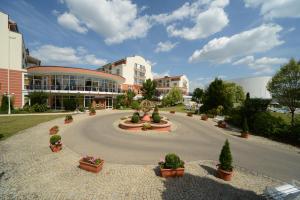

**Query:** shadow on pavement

left=161, top=173, right=263, bottom=200
left=199, top=164, right=217, bottom=177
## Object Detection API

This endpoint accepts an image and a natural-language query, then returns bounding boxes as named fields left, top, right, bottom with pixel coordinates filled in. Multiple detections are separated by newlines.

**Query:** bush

left=89, top=107, right=96, bottom=114
left=29, top=91, right=48, bottom=105
left=133, top=112, right=140, bottom=117
left=0, top=95, right=14, bottom=112
left=153, top=114, right=161, bottom=123
left=162, top=153, right=185, bottom=169
left=31, top=104, right=48, bottom=112
left=63, top=98, right=77, bottom=111
left=219, top=139, right=233, bottom=171
left=131, top=114, right=140, bottom=123
left=50, top=135, right=61, bottom=145
left=242, top=117, right=249, bottom=133
left=65, top=115, right=73, bottom=121
left=142, top=123, right=151, bottom=130
left=131, top=101, right=140, bottom=110
left=78, top=106, right=85, bottom=112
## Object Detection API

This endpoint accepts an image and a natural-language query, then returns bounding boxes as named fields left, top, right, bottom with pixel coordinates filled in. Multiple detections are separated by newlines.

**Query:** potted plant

left=217, top=139, right=233, bottom=181
left=49, top=135, right=62, bottom=152
left=152, top=113, right=161, bottom=123
left=79, top=155, right=104, bottom=173
left=142, top=123, right=151, bottom=131
left=49, top=125, right=59, bottom=135
left=241, top=118, right=250, bottom=138
left=131, top=114, right=140, bottom=123
left=187, top=112, right=193, bottom=117
left=159, top=153, right=185, bottom=178
left=89, top=107, right=96, bottom=116
left=170, top=110, right=175, bottom=114
left=65, top=115, right=73, bottom=124
left=218, top=120, right=227, bottom=128
left=201, top=114, right=208, bottom=121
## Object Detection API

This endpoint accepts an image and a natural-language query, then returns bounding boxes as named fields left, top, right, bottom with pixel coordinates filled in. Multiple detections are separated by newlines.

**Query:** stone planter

left=160, top=167, right=185, bottom=178
left=218, top=121, right=227, bottom=128
left=64, top=119, right=73, bottom=124
left=241, top=132, right=249, bottom=138
left=170, top=110, right=175, bottom=114
left=49, top=128, right=58, bottom=135
left=89, top=112, right=96, bottom=116
left=79, top=159, right=104, bottom=173
left=217, top=166, right=233, bottom=181
left=201, top=115, right=208, bottom=121
left=187, top=113, right=193, bottom=117
left=49, top=144, right=62, bottom=152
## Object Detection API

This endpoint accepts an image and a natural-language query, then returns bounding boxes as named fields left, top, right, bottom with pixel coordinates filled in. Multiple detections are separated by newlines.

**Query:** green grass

left=269, top=112, right=300, bottom=125
left=160, top=104, right=192, bottom=113
left=0, top=115, right=63, bottom=140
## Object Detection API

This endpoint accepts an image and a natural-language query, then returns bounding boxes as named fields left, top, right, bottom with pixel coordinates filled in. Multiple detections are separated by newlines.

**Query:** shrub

left=32, top=104, right=48, bottom=112
left=65, top=115, right=73, bottom=121
left=131, top=114, right=140, bottom=123
left=131, top=101, right=140, bottom=110
left=63, top=98, right=77, bottom=111
left=29, top=91, right=48, bottom=105
left=161, top=153, right=185, bottom=169
left=50, top=135, right=61, bottom=145
left=89, top=107, right=96, bottom=114
left=133, top=112, right=140, bottom=118
left=219, top=139, right=233, bottom=171
left=78, top=106, right=85, bottom=112
left=207, top=108, right=217, bottom=116
left=0, top=95, right=14, bottom=112
left=153, top=114, right=161, bottom=123
left=142, top=123, right=151, bottom=130
left=152, top=111, right=159, bottom=119
left=242, top=117, right=249, bottom=133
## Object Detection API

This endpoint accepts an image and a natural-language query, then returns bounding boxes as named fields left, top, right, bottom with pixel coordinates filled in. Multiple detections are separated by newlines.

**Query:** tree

left=267, top=58, right=300, bottom=126
left=29, top=91, right=48, bottom=105
left=125, top=90, right=136, bottom=107
left=141, top=79, right=157, bottom=100
left=0, top=95, right=14, bottom=112
left=162, top=87, right=183, bottom=106
left=219, top=139, right=233, bottom=171
left=224, top=82, right=245, bottom=105
left=192, top=88, right=204, bottom=103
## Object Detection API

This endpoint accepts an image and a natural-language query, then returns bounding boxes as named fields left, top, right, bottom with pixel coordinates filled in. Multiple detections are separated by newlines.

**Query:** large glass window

left=55, top=75, right=62, bottom=90
left=70, top=75, right=77, bottom=91
left=85, top=78, right=92, bottom=91
left=63, top=75, right=70, bottom=90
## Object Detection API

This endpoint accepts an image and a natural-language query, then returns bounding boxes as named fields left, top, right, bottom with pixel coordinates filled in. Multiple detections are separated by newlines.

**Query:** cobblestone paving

left=0, top=112, right=281, bottom=200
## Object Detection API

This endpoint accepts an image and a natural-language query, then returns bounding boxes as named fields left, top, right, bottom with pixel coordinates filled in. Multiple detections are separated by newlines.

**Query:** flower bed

left=49, top=135, right=62, bottom=152
left=79, top=156, right=104, bottom=173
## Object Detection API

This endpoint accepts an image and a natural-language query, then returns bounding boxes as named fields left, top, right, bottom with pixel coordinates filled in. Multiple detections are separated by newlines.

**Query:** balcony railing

left=26, top=85, right=122, bottom=93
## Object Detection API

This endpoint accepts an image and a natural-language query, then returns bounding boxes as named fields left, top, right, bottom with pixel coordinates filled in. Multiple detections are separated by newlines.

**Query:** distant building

left=98, top=55, right=153, bottom=94
left=0, top=12, right=40, bottom=108
left=228, top=76, right=272, bottom=99
left=154, top=75, right=189, bottom=96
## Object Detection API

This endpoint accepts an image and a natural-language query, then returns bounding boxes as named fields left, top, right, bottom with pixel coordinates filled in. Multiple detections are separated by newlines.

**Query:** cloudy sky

left=1, top=0, right=299, bottom=90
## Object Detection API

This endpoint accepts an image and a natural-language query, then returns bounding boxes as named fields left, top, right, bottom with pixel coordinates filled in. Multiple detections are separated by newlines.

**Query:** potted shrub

left=159, top=153, right=185, bottom=178
left=79, top=155, right=104, bottom=173
left=153, top=114, right=161, bottom=123
left=65, top=115, right=73, bottom=124
left=142, top=123, right=151, bottom=131
left=49, top=135, right=62, bottom=152
left=49, top=125, right=59, bottom=135
left=241, top=118, right=250, bottom=138
left=170, top=110, right=175, bottom=114
left=201, top=114, right=208, bottom=121
left=217, top=139, right=233, bottom=181
left=89, top=107, right=96, bottom=116
left=131, top=114, right=140, bottom=123
left=218, top=120, right=227, bottom=128
left=187, top=112, right=193, bottom=117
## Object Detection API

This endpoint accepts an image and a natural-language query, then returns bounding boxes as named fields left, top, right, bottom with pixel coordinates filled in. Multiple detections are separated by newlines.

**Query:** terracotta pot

left=170, top=111, right=175, bottom=114
left=217, top=167, right=233, bottom=181
left=79, top=159, right=104, bottom=173
left=142, top=114, right=151, bottom=122
left=201, top=116, right=208, bottom=121
left=89, top=112, right=96, bottom=116
left=49, top=128, right=58, bottom=135
left=160, top=167, right=185, bottom=178
left=218, top=122, right=227, bottom=128
left=64, top=119, right=73, bottom=124
left=50, top=144, right=62, bottom=152
left=241, top=132, right=249, bottom=138
left=187, top=113, right=193, bottom=117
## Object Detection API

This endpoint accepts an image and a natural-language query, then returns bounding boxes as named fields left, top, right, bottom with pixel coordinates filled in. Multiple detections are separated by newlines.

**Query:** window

left=116, top=69, right=120, bottom=75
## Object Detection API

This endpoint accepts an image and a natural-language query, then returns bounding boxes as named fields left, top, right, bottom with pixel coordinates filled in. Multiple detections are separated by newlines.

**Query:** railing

left=26, top=85, right=122, bottom=93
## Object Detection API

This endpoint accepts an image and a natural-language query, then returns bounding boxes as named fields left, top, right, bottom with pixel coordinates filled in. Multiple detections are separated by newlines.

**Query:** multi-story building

left=0, top=12, right=40, bottom=108
left=154, top=75, right=189, bottom=96
left=98, top=55, right=153, bottom=94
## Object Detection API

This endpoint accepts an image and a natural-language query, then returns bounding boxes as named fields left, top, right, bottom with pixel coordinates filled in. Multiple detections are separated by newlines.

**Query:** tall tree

left=162, top=87, right=183, bottom=106
left=125, top=90, right=136, bottom=106
left=192, top=88, right=204, bottom=103
left=267, top=58, right=300, bottom=126
left=141, top=79, right=157, bottom=100
left=224, top=82, right=245, bottom=105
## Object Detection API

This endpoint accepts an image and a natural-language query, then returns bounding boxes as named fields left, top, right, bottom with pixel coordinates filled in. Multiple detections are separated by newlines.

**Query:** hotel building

left=154, top=75, right=189, bottom=96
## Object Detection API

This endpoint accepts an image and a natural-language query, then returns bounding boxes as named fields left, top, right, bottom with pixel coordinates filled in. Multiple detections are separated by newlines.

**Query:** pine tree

left=219, top=139, right=233, bottom=171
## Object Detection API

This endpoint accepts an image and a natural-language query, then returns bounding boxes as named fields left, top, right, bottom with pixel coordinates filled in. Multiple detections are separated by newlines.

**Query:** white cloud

left=189, top=24, right=284, bottom=63
left=152, top=0, right=229, bottom=40
left=244, top=0, right=300, bottom=19
left=57, top=12, right=88, bottom=34
left=153, top=70, right=170, bottom=78
left=31, top=44, right=107, bottom=66
left=52, top=10, right=60, bottom=16
left=155, top=41, right=178, bottom=53
left=233, top=56, right=288, bottom=74
left=146, top=60, right=157, bottom=66
left=61, top=0, right=152, bottom=44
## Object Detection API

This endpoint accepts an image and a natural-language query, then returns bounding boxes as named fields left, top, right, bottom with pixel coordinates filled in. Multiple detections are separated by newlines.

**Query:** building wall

left=229, top=76, right=272, bottom=99
left=0, top=68, right=23, bottom=108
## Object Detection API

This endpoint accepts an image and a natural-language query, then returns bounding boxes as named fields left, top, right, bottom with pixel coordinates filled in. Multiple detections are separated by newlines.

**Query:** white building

left=154, top=75, right=189, bottom=96
left=228, top=76, right=272, bottom=99
left=0, top=12, right=40, bottom=108
left=98, top=55, right=153, bottom=94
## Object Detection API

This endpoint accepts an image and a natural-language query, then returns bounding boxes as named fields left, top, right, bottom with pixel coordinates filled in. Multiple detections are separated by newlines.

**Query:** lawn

left=269, top=112, right=300, bottom=125
left=0, top=115, right=63, bottom=140
left=160, top=104, right=193, bottom=113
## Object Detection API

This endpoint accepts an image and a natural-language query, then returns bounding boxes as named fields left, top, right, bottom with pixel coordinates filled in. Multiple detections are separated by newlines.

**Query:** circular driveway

left=63, top=111, right=300, bottom=181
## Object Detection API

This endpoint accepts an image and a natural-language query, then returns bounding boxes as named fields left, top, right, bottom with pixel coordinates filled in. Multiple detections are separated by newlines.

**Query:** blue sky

left=1, top=0, right=300, bottom=90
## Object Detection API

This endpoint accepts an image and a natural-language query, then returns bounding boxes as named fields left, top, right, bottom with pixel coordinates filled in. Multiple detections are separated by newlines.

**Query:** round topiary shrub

left=164, top=153, right=185, bottom=169
left=50, top=135, right=61, bottom=145
left=131, top=114, right=140, bottom=123
left=153, top=114, right=161, bottom=123
left=65, top=115, right=73, bottom=121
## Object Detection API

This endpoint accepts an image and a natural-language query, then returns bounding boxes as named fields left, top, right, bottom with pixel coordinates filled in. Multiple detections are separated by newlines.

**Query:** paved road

left=63, top=111, right=300, bottom=181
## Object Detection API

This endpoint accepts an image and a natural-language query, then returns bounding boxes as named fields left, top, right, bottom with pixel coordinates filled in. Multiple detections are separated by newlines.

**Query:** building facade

left=154, top=75, right=189, bottom=96
left=98, top=55, right=153, bottom=94
left=0, top=12, right=40, bottom=108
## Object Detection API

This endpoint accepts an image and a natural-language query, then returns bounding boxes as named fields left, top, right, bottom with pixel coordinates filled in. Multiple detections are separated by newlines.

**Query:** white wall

left=179, top=75, right=189, bottom=94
